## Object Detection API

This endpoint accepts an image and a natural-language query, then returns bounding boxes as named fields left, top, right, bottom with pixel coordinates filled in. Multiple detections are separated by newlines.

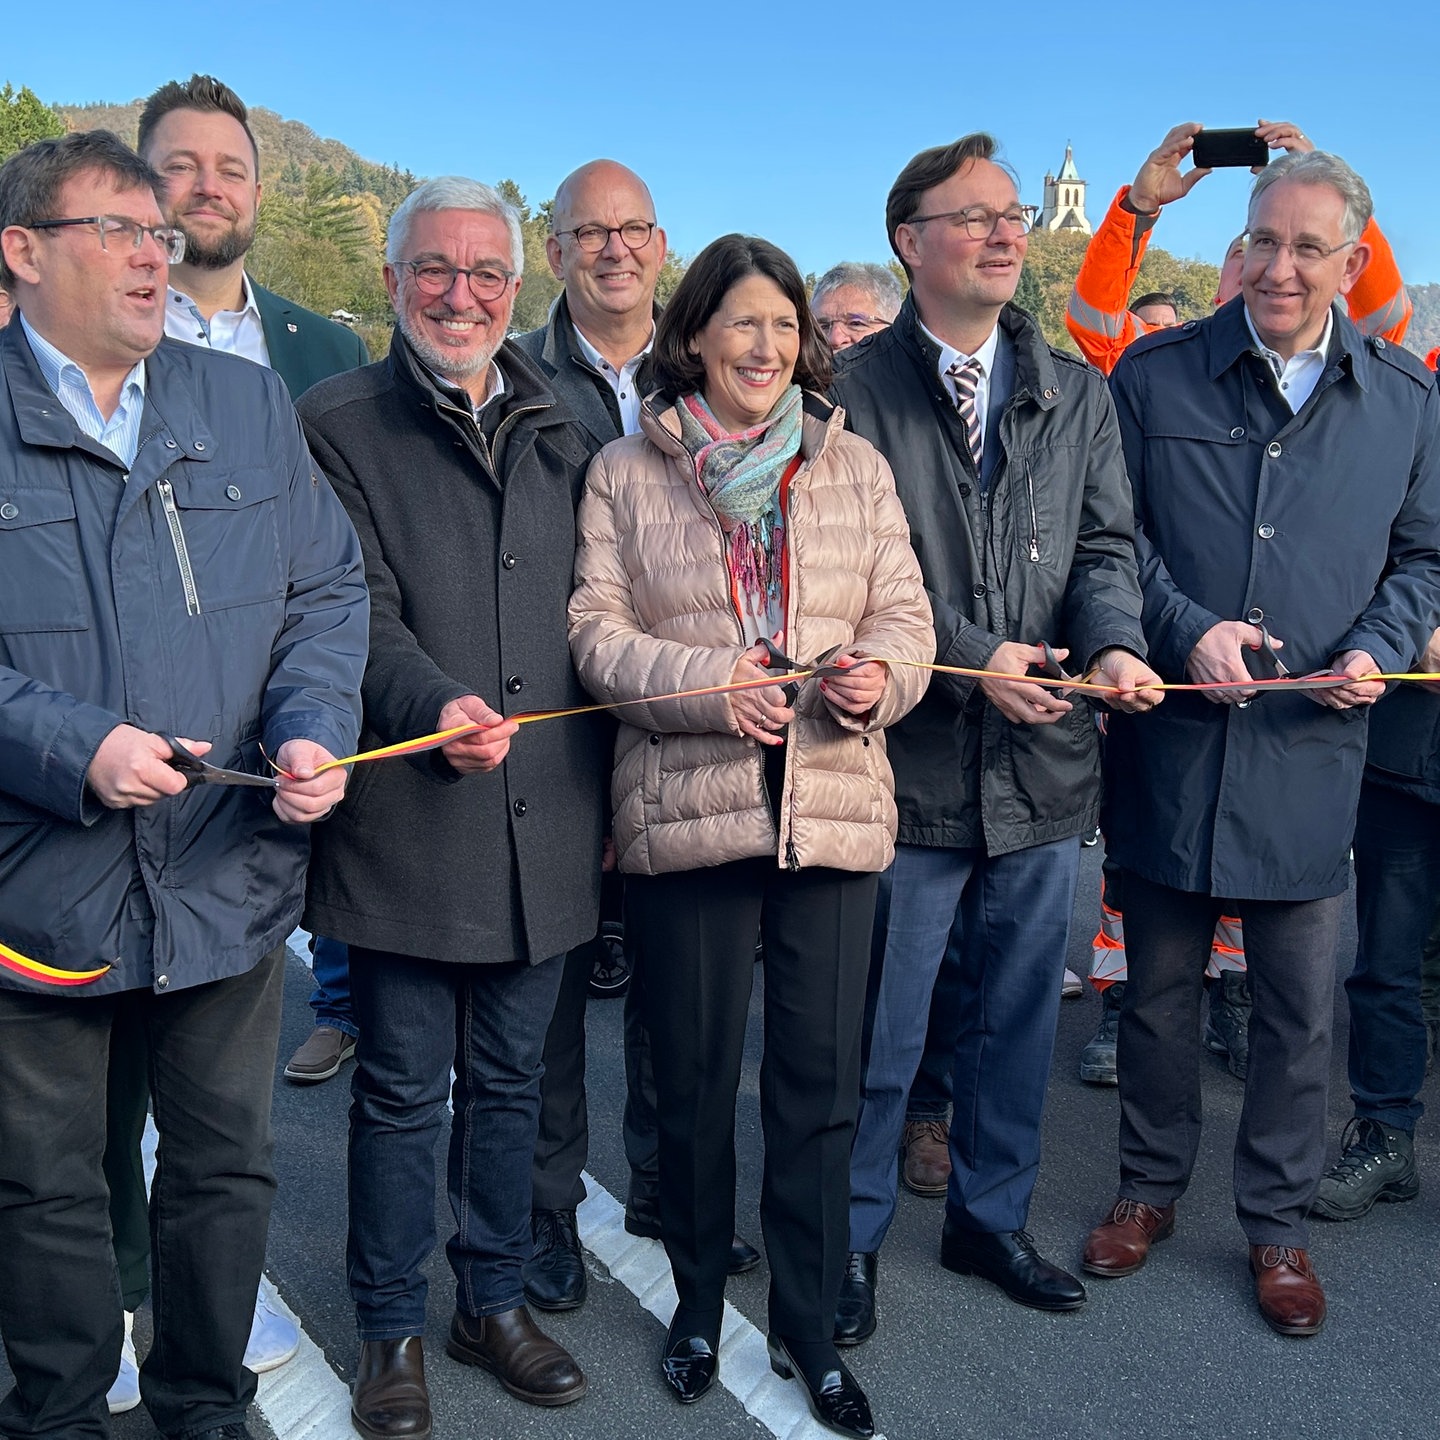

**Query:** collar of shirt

left=425, top=358, right=507, bottom=421
left=1243, top=305, right=1334, bottom=414
left=571, top=322, right=654, bottom=437
left=20, top=313, right=148, bottom=468
left=919, top=317, right=1000, bottom=419
left=166, top=271, right=271, bottom=369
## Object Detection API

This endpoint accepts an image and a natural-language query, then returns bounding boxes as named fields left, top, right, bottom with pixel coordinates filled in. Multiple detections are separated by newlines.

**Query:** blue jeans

left=850, top=838, right=1080, bottom=1251
left=309, top=934, right=357, bottom=1037
left=1346, top=781, right=1440, bottom=1132
left=345, top=947, right=564, bottom=1339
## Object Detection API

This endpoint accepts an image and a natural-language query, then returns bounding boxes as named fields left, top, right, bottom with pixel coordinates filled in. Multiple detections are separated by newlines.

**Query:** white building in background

left=1039, top=145, right=1091, bottom=235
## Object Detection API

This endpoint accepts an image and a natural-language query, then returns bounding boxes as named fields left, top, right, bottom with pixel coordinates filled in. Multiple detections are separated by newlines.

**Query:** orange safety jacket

left=1090, top=873, right=1244, bottom=989
left=1065, top=186, right=1413, bottom=375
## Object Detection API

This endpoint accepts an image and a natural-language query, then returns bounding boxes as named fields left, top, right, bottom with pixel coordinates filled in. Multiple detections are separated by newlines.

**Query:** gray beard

left=397, top=311, right=498, bottom=383
left=177, top=217, right=256, bottom=270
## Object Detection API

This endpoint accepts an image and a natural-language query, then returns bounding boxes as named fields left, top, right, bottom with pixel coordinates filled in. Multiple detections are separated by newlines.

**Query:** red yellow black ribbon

left=0, top=939, right=111, bottom=987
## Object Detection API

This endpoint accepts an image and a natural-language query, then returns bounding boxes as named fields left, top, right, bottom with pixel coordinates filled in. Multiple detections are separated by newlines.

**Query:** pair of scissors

left=162, top=735, right=279, bottom=789
left=757, top=639, right=849, bottom=704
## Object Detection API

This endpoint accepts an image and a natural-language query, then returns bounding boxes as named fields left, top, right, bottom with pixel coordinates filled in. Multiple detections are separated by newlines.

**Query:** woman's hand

left=729, top=642, right=794, bottom=746
left=820, top=654, right=888, bottom=715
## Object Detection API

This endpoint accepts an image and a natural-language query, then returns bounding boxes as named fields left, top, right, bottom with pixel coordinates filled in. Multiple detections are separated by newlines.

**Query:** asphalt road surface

left=9, top=841, right=1439, bottom=1440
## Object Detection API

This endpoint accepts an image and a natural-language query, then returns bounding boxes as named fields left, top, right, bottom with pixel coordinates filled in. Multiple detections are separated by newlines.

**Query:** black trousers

left=627, top=858, right=877, bottom=1341
left=0, top=948, right=284, bottom=1440
left=1115, top=872, right=1341, bottom=1245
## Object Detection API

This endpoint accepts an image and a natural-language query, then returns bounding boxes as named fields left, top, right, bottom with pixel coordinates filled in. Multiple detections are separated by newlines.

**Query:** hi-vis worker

left=1065, top=119, right=1412, bottom=376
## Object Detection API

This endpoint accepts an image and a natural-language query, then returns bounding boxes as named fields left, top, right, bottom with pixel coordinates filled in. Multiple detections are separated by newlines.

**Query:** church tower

left=1039, top=144, right=1091, bottom=235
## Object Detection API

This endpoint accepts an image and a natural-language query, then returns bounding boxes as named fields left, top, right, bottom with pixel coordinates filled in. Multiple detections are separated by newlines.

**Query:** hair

left=1130, top=291, right=1178, bottom=314
left=885, top=132, right=1018, bottom=277
left=1248, top=151, right=1372, bottom=245
left=137, top=74, right=258, bottom=169
left=0, top=131, right=164, bottom=288
left=651, top=234, right=832, bottom=402
left=812, top=261, right=903, bottom=321
left=385, top=177, right=524, bottom=275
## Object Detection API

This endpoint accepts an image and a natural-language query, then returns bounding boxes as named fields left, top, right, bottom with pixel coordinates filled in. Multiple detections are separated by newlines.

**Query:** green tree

left=0, top=83, right=66, bottom=161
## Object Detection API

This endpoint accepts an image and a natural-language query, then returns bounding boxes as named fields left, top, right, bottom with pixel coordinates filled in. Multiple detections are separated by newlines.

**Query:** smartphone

left=1192, top=128, right=1270, bottom=170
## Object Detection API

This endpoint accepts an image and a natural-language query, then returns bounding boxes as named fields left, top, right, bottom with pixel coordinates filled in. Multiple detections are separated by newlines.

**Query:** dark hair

left=138, top=74, right=258, bottom=169
left=651, top=233, right=831, bottom=403
left=886, top=132, right=1017, bottom=277
left=1131, top=291, right=1178, bottom=314
left=0, top=131, right=163, bottom=288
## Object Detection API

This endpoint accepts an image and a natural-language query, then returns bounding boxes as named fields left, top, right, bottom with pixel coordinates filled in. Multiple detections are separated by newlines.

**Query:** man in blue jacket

left=0, top=131, right=368, bottom=1440
left=1084, top=151, right=1440, bottom=1337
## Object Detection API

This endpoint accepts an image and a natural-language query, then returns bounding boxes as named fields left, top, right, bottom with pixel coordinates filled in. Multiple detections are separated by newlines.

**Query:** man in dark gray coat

left=1084, top=152, right=1440, bottom=1338
left=0, top=131, right=366, bottom=1440
left=829, top=132, right=1160, bottom=1344
left=298, top=177, right=606, bottom=1435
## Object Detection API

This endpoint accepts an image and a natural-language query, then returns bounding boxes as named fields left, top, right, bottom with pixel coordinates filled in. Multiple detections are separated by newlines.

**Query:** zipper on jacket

left=155, top=478, right=200, bottom=616
left=1023, top=460, right=1040, bottom=563
left=785, top=837, right=799, bottom=873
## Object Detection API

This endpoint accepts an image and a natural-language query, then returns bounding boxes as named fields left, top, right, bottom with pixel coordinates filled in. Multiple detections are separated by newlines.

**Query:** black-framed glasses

left=398, top=259, right=516, bottom=301
left=29, top=215, right=186, bottom=263
left=553, top=221, right=657, bottom=253
left=904, top=205, right=1033, bottom=239
left=814, top=312, right=889, bottom=336
left=1243, top=231, right=1356, bottom=267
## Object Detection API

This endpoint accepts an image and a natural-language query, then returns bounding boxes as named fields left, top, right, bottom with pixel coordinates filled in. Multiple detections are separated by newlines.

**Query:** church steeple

left=1040, top=143, right=1091, bottom=235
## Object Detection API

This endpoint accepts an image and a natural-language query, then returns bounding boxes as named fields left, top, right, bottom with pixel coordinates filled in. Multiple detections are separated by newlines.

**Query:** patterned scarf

left=675, top=386, right=804, bottom=639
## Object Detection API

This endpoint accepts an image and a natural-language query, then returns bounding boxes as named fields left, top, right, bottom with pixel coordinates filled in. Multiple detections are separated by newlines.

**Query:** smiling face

left=813, top=283, right=890, bottom=350
left=690, top=273, right=800, bottom=433
left=384, top=207, right=519, bottom=398
left=144, top=107, right=259, bottom=270
left=1241, top=180, right=1365, bottom=359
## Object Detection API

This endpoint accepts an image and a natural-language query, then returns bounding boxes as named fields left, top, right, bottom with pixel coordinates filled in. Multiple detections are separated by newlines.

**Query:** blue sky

left=9, top=1, right=1440, bottom=283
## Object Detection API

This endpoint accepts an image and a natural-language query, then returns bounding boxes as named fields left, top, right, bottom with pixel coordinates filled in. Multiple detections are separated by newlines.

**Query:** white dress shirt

left=165, top=272, right=272, bottom=369
left=571, top=323, right=654, bottom=437
left=1244, top=306, right=1334, bottom=414
left=919, top=318, right=1001, bottom=426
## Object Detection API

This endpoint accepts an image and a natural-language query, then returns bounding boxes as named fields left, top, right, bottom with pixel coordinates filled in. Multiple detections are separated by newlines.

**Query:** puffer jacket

left=568, top=393, right=934, bottom=876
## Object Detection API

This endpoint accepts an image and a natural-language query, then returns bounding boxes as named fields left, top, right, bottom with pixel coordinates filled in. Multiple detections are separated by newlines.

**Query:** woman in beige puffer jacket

left=567, top=235, right=932, bottom=1438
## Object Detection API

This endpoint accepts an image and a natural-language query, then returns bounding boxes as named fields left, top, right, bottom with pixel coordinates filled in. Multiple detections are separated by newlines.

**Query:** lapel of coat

left=251, top=282, right=307, bottom=398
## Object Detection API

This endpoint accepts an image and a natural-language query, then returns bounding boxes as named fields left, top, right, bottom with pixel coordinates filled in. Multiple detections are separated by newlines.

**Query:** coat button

left=862, top=736, right=871, bottom=747
left=0, top=502, right=16, bottom=520
left=194, top=441, right=206, bottom=452
left=1258, top=523, right=1275, bottom=539
left=1266, top=442, right=1282, bottom=458
left=1247, top=607, right=1264, bottom=623
left=649, top=733, right=661, bottom=746
left=972, top=584, right=986, bottom=598
left=165, top=439, right=178, bottom=449
left=502, top=551, right=517, bottom=569
left=513, top=798, right=528, bottom=817
left=1230, top=427, right=1245, bottom=439
left=226, top=485, right=241, bottom=501
left=156, top=974, right=170, bottom=989
left=1374, top=336, right=1387, bottom=350
left=958, top=483, right=972, bottom=499
left=506, top=676, right=523, bottom=694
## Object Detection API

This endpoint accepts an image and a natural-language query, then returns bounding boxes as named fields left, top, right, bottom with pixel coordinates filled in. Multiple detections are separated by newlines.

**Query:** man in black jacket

left=829, top=133, right=1159, bottom=1344
left=298, top=178, right=606, bottom=1433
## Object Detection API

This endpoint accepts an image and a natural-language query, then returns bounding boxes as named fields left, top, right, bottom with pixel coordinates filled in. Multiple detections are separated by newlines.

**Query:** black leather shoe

left=625, top=1199, right=760, bottom=1275
left=351, top=1337, right=431, bottom=1440
left=661, top=1314, right=718, bottom=1404
left=767, top=1335, right=874, bottom=1439
left=446, top=1307, right=585, bottom=1407
left=522, top=1208, right=587, bottom=1311
left=939, top=1219, right=1087, bottom=1311
left=833, top=1251, right=877, bottom=1346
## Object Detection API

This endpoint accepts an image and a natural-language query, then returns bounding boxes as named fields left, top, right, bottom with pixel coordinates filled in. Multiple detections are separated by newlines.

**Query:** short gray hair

left=1248, top=151, right=1372, bottom=246
left=812, top=261, right=903, bottom=321
left=386, top=177, right=524, bottom=275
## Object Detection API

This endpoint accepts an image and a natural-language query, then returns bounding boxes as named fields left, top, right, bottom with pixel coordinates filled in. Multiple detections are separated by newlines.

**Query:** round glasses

left=553, top=221, right=657, bottom=254
left=398, top=260, right=516, bottom=302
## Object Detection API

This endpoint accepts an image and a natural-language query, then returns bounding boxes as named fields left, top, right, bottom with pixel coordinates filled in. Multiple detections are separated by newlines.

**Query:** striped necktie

left=948, top=357, right=984, bottom=472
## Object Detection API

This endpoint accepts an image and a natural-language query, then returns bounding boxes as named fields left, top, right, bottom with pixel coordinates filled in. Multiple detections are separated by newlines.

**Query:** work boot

left=1312, top=1116, right=1419, bottom=1221
left=1079, top=982, right=1124, bottom=1086
left=1203, top=971, right=1250, bottom=1079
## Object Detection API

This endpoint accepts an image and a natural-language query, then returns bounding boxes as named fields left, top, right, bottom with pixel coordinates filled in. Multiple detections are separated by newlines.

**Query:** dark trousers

left=104, top=1001, right=153, bottom=1313
left=627, top=859, right=877, bottom=1342
left=906, top=925, right=963, bottom=1120
left=346, top=947, right=564, bottom=1338
left=308, top=934, right=357, bottom=1037
left=0, top=949, right=284, bottom=1440
left=1116, top=871, right=1342, bottom=1245
left=1346, top=781, right=1440, bottom=1131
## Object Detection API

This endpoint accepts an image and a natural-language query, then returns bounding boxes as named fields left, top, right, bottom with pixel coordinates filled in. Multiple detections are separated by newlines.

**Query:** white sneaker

left=244, top=1288, right=300, bottom=1373
left=107, top=1311, right=141, bottom=1414
left=1061, top=967, right=1084, bottom=999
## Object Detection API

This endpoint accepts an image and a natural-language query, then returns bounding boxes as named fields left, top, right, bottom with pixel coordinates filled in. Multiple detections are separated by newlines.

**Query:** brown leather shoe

left=351, top=1337, right=431, bottom=1440
left=900, top=1119, right=951, bottom=1197
left=1249, top=1245, right=1326, bottom=1336
left=1082, top=1198, right=1176, bottom=1277
left=446, top=1305, right=586, bottom=1407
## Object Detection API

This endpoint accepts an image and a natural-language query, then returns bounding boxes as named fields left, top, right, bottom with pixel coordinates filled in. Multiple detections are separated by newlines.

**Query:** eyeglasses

left=813, top=313, right=888, bottom=336
left=29, top=215, right=186, bottom=263
left=904, top=205, right=1033, bottom=239
left=398, top=260, right=516, bottom=301
left=553, top=221, right=657, bottom=253
left=1243, top=232, right=1356, bottom=267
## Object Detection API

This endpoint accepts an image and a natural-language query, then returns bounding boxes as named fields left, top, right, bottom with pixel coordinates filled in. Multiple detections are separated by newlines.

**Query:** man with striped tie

left=828, top=132, right=1162, bottom=1342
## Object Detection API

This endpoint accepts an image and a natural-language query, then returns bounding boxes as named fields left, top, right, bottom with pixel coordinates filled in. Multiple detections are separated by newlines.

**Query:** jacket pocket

left=169, top=469, right=286, bottom=612
left=0, top=488, right=87, bottom=633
